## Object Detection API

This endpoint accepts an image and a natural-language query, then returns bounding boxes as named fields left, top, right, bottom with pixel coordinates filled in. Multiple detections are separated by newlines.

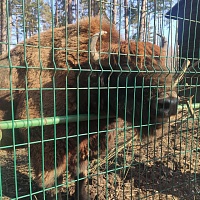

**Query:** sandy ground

left=1, top=108, right=200, bottom=200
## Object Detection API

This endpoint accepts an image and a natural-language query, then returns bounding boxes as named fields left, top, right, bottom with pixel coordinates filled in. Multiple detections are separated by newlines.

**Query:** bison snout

left=157, top=97, right=178, bottom=117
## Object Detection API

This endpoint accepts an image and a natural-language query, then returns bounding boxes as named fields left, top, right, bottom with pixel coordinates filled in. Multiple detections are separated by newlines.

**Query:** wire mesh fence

left=0, top=0, right=200, bottom=200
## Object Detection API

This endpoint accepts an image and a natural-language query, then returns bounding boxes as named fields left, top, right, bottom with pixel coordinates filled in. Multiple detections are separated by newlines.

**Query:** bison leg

left=29, top=141, right=66, bottom=200
left=46, top=175, right=63, bottom=200
left=35, top=166, right=64, bottom=200
left=74, top=159, right=88, bottom=200
left=51, top=175, right=63, bottom=200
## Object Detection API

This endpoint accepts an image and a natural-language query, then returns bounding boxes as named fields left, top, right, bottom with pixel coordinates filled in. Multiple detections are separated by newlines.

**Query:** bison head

left=90, top=31, right=178, bottom=135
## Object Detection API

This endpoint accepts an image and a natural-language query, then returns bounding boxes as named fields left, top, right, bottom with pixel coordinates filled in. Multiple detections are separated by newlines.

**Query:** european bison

left=0, top=16, right=178, bottom=199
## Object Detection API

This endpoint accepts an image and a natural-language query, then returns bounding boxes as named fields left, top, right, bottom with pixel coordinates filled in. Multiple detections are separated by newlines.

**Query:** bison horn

left=90, top=31, right=107, bottom=62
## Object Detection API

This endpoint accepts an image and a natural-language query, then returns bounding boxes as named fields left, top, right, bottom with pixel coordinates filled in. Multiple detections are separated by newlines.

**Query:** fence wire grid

left=0, top=0, right=200, bottom=200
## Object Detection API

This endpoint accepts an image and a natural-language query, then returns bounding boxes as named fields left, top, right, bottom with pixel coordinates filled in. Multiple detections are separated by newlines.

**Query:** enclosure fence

left=0, top=0, right=200, bottom=200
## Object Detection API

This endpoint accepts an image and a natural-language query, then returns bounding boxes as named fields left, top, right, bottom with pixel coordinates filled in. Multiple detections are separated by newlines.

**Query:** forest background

left=0, top=0, right=177, bottom=69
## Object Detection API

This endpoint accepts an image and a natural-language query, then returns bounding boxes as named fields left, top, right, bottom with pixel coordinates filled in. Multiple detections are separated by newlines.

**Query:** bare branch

left=173, top=60, right=190, bottom=88
left=157, top=33, right=167, bottom=50
left=188, top=60, right=200, bottom=71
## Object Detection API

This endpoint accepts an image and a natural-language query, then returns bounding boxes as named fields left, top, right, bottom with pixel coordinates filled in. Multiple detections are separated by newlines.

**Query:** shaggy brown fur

left=0, top=16, right=178, bottom=199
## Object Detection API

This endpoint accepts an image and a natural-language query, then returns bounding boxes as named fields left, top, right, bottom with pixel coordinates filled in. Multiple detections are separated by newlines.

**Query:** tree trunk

left=92, top=0, right=99, bottom=16
left=9, top=1, right=12, bottom=45
left=54, top=0, right=59, bottom=27
left=124, top=0, right=128, bottom=40
left=16, top=15, right=19, bottom=43
left=67, top=0, right=73, bottom=24
left=0, top=0, right=7, bottom=55
left=112, top=0, right=117, bottom=24
left=139, top=0, right=147, bottom=41
left=153, top=0, right=157, bottom=44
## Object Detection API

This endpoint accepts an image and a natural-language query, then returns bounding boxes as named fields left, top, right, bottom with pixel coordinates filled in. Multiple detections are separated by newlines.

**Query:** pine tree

left=10, top=0, right=51, bottom=41
left=129, top=0, right=173, bottom=42
left=124, top=0, right=128, bottom=40
left=0, top=0, right=7, bottom=54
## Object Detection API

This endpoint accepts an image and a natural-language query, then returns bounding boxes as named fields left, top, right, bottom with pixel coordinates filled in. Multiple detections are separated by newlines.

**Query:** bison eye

left=157, top=99, right=170, bottom=110
left=163, top=101, right=170, bottom=110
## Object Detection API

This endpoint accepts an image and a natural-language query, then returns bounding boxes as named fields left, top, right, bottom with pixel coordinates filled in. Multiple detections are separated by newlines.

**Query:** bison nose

left=157, top=97, right=178, bottom=117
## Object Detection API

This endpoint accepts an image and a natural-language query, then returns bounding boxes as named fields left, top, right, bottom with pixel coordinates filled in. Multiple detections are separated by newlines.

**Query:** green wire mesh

left=0, top=0, right=200, bottom=200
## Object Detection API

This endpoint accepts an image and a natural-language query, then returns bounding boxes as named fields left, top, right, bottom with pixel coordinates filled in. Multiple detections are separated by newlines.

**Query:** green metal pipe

left=0, top=103, right=199, bottom=130
left=0, top=114, right=109, bottom=130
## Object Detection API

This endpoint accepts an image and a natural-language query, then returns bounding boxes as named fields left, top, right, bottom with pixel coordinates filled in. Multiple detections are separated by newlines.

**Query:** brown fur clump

left=0, top=16, right=178, bottom=199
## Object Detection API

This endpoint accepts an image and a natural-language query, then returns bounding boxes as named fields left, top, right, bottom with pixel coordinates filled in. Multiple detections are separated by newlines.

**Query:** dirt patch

left=1, top=108, right=200, bottom=199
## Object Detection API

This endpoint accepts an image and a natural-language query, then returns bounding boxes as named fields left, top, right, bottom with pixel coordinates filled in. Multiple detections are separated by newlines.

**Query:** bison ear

left=109, top=42, right=140, bottom=71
